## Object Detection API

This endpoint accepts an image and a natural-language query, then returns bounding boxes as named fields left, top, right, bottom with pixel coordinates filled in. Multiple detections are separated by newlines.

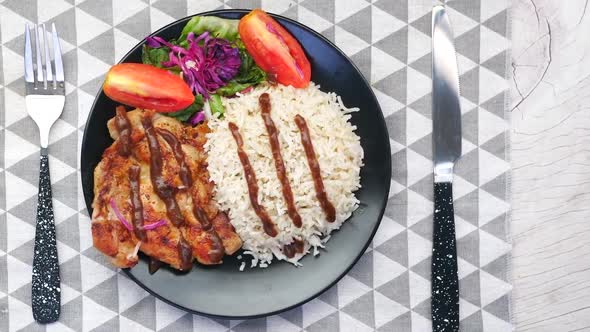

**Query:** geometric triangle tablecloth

left=0, top=0, right=512, bottom=331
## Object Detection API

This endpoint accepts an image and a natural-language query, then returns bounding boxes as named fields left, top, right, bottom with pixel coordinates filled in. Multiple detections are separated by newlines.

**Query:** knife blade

left=432, top=5, right=462, bottom=177
left=431, top=5, right=462, bottom=332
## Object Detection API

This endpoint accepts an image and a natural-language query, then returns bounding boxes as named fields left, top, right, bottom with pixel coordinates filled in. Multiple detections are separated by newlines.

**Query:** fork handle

left=32, top=151, right=60, bottom=323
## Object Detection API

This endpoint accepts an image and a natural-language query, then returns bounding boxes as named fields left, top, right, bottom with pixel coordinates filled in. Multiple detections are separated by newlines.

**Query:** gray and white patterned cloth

left=0, top=0, right=512, bottom=331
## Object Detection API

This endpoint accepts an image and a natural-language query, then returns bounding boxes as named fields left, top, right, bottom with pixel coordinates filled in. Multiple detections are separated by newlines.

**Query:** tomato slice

left=238, top=9, right=311, bottom=88
left=103, top=63, right=194, bottom=112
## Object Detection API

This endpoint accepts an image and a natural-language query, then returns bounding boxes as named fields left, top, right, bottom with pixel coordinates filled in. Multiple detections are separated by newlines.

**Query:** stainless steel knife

left=431, top=5, right=462, bottom=332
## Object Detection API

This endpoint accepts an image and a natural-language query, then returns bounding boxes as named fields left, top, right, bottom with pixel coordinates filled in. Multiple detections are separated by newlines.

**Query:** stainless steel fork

left=24, top=23, right=65, bottom=324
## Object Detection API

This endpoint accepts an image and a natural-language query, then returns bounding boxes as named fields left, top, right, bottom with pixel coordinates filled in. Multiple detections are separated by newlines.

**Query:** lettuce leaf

left=214, top=82, right=252, bottom=96
left=209, top=94, right=225, bottom=116
left=165, top=94, right=204, bottom=122
left=143, top=16, right=267, bottom=121
left=180, top=16, right=239, bottom=43
left=141, top=45, right=170, bottom=68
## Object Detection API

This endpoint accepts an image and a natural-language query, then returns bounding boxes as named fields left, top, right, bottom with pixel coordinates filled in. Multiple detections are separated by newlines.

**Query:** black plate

left=81, top=9, right=391, bottom=318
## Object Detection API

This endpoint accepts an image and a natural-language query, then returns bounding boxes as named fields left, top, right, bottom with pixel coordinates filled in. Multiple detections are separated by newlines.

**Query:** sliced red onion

left=142, top=219, right=167, bottom=230
left=239, top=86, right=253, bottom=94
left=109, top=199, right=133, bottom=231
left=127, top=241, right=142, bottom=260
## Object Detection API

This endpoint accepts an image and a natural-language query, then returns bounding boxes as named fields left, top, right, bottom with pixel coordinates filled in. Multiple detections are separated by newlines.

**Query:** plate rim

left=81, top=8, right=391, bottom=319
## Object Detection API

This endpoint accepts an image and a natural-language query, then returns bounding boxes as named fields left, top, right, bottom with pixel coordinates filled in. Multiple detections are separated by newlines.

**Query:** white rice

left=205, top=83, right=363, bottom=267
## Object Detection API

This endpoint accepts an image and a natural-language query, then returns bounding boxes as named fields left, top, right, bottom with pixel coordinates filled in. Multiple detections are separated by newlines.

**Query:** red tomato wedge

left=238, top=9, right=311, bottom=88
left=103, top=63, right=194, bottom=112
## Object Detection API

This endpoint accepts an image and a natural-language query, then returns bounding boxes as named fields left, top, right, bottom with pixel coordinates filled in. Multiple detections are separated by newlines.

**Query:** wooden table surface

left=510, top=0, right=590, bottom=330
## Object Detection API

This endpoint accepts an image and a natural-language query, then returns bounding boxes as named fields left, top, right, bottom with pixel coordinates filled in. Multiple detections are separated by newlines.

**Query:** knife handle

left=431, top=182, right=459, bottom=332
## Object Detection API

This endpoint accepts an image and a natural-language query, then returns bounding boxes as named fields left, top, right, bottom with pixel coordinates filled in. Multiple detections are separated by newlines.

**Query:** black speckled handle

left=431, top=182, right=459, bottom=332
left=32, top=152, right=61, bottom=323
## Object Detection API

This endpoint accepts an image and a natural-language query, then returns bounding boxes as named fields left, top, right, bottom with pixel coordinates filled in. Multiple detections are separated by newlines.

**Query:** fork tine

left=34, top=24, right=45, bottom=85
left=24, top=24, right=34, bottom=83
left=52, top=23, right=64, bottom=83
left=43, top=24, right=53, bottom=84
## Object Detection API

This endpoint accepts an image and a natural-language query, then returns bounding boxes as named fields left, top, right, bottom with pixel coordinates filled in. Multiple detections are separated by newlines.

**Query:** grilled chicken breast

left=91, top=108, right=241, bottom=271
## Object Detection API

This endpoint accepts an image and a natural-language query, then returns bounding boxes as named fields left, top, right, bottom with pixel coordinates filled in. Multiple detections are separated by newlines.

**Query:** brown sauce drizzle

left=294, top=115, right=336, bottom=223
left=142, top=116, right=185, bottom=227
left=283, top=238, right=305, bottom=258
left=128, top=165, right=147, bottom=242
left=115, top=106, right=132, bottom=157
left=259, top=93, right=302, bottom=228
left=148, top=258, right=163, bottom=274
left=228, top=122, right=278, bottom=237
left=293, top=238, right=305, bottom=253
left=194, top=206, right=213, bottom=231
left=194, top=207, right=224, bottom=262
left=158, top=127, right=224, bottom=262
left=157, top=128, right=192, bottom=188
left=267, top=72, right=278, bottom=85
left=141, top=114, right=192, bottom=270
left=178, top=237, right=194, bottom=270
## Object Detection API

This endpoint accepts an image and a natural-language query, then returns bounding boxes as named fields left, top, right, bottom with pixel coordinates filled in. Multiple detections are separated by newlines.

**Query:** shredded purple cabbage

left=189, top=111, right=205, bottom=125
left=146, top=33, right=241, bottom=98
left=145, top=36, right=163, bottom=48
